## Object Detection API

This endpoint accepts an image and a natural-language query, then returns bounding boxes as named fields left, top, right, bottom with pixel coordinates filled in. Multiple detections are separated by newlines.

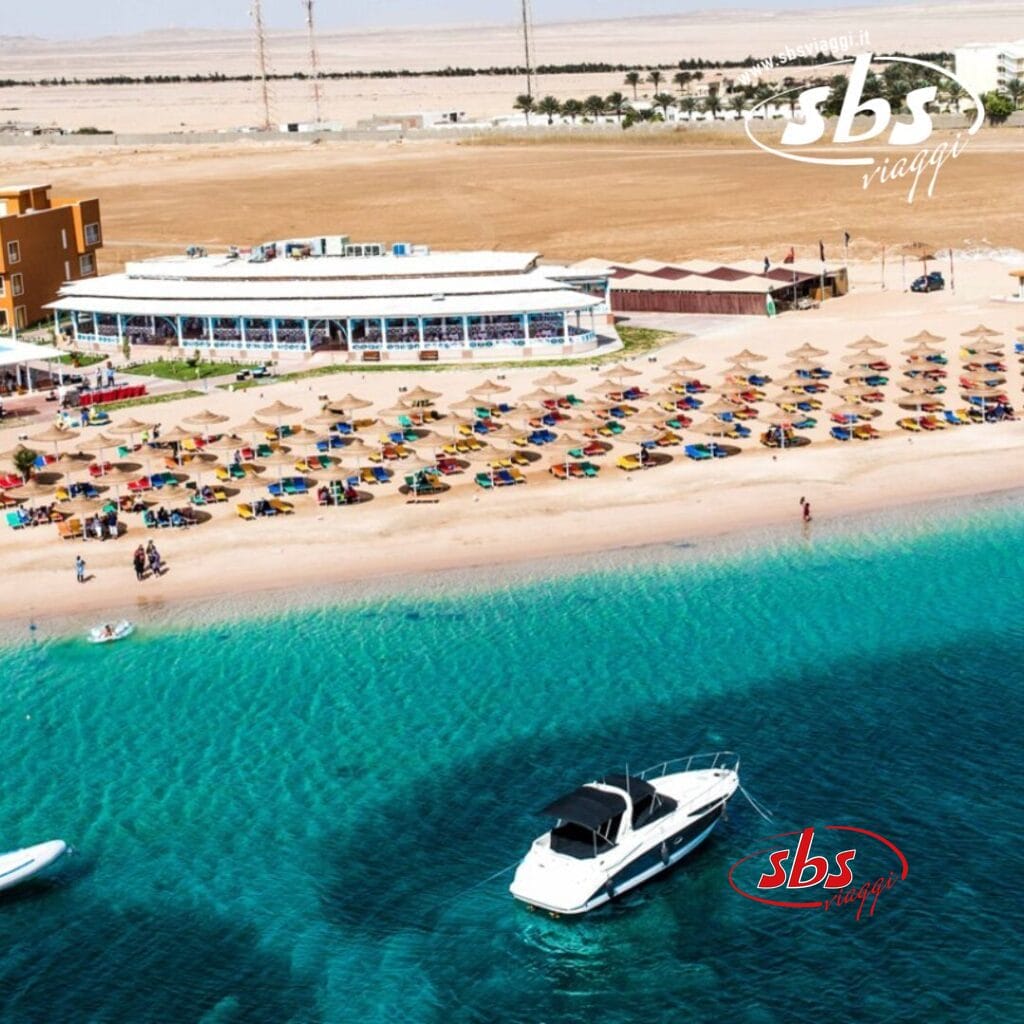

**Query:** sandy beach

left=2, top=251, right=1023, bottom=628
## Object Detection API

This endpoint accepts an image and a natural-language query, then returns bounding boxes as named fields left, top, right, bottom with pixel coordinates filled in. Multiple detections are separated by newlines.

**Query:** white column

left=240, top=317, right=248, bottom=349
left=380, top=318, right=388, bottom=348
left=176, top=316, right=184, bottom=348
left=417, top=316, right=425, bottom=350
left=462, top=315, right=470, bottom=347
left=206, top=316, right=214, bottom=345
left=271, top=318, right=279, bottom=351
left=562, top=311, right=570, bottom=346
left=116, top=313, right=124, bottom=345
left=304, top=318, right=312, bottom=351
left=522, top=313, right=530, bottom=343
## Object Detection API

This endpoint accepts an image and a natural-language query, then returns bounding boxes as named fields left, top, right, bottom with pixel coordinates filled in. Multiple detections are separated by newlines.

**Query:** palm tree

left=536, top=95, right=562, bottom=125
left=12, top=447, right=38, bottom=482
left=583, top=94, right=606, bottom=120
left=673, top=70, right=691, bottom=94
left=605, top=91, right=628, bottom=121
left=1005, top=78, right=1024, bottom=110
left=730, top=94, right=746, bottom=119
left=514, top=93, right=535, bottom=124
left=648, top=69, right=663, bottom=91
left=624, top=71, right=641, bottom=99
left=561, top=98, right=583, bottom=123
left=705, top=94, right=722, bottom=120
left=680, top=96, right=697, bottom=120
left=945, top=81, right=965, bottom=113
left=653, top=92, right=675, bottom=119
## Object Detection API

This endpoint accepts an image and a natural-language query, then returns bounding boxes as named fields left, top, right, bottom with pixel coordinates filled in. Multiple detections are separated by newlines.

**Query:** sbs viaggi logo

left=744, top=52, right=985, bottom=203
left=728, top=825, right=909, bottom=923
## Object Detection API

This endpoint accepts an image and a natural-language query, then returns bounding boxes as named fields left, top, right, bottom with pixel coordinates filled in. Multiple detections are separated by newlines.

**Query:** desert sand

left=1, top=131, right=1022, bottom=274
left=1, top=1, right=1022, bottom=131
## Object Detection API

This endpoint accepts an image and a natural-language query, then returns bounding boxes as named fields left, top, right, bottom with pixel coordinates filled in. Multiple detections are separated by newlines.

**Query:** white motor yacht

left=510, top=752, right=739, bottom=915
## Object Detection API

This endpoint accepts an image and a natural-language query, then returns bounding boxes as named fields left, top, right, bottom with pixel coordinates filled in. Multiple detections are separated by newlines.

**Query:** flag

left=764, top=256, right=770, bottom=273
left=819, top=240, right=826, bottom=262
left=844, top=231, right=851, bottom=247
left=765, top=292, right=777, bottom=317
left=783, top=246, right=795, bottom=264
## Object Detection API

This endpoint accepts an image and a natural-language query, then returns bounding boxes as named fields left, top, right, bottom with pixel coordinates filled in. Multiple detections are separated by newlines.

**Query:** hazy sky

left=6, top=0, right=886, bottom=39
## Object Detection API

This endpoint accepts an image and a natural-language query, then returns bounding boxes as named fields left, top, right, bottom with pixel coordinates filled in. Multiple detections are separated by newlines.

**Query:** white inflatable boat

left=0, top=840, right=69, bottom=892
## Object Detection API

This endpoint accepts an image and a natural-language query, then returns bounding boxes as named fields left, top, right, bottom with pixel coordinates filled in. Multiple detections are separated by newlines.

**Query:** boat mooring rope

left=739, top=783, right=774, bottom=823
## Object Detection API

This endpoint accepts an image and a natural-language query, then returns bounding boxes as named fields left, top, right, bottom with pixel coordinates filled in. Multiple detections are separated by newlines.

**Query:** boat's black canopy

left=540, top=785, right=627, bottom=830
left=601, top=774, right=657, bottom=802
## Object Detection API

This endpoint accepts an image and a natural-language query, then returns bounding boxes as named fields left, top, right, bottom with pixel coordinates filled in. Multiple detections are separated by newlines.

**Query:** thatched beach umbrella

left=109, top=417, right=157, bottom=448
left=903, top=330, right=945, bottom=345
left=28, top=424, right=82, bottom=461
left=402, top=384, right=442, bottom=406
left=466, top=379, right=512, bottom=399
left=961, top=325, right=1001, bottom=339
left=533, top=370, right=577, bottom=389
left=600, top=363, right=643, bottom=384
left=182, top=408, right=229, bottom=427
left=786, top=342, right=828, bottom=360
left=9, top=477, right=59, bottom=502
left=326, top=393, right=374, bottom=416
left=726, top=348, right=767, bottom=364
left=664, top=356, right=706, bottom=373
left=848, top=335, right=886, bottom=350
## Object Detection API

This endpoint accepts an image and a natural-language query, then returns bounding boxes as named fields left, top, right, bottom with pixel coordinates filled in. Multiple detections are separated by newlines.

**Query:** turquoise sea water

left=2, top=502, right=1024, bottom=1023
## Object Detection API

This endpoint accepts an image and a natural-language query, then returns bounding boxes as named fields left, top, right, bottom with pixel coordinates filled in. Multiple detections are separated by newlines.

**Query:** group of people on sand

left=133, top=541, right=164, bottom=581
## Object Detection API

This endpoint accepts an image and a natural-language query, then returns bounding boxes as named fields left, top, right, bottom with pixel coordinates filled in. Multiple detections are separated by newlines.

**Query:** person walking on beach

left=146, top=540, right=162, bottom=577
left=133, top=545, right=147, bottom=581
left=803, top=500, right=812, bottom=524
left=75, top=555, right=86, bottom=584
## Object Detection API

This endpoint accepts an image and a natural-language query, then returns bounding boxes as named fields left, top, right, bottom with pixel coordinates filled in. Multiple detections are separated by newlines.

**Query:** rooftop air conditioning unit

left=432, top=294, right=445, bottom=301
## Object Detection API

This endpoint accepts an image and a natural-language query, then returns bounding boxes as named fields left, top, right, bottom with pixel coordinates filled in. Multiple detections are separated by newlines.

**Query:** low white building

left=47, top=239, right=611, bottom=363
left=954, top=40, right=1024, bottom=96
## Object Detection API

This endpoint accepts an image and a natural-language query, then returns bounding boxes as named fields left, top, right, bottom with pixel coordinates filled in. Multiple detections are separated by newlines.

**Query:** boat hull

left=516, top=807, right=724, bottom=916
left=0, top=840, right=68, bottom=892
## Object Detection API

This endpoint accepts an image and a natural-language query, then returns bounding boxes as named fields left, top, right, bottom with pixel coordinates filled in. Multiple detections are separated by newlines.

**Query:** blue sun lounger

left=685, top=444, right=712, bottom=461
left=830, top=426, right=853, bottom=441
left=372, top=466, right=390, bottom=484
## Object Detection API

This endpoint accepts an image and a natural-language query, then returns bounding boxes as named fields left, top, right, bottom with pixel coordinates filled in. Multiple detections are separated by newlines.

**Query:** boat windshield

left=631, top=792, right=677, bottom=830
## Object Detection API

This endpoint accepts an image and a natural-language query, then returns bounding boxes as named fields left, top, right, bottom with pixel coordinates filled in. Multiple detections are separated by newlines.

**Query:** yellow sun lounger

left=237, top=503, right=256, bottom=520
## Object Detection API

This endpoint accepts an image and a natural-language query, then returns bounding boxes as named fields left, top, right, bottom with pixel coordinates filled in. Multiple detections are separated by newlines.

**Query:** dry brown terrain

left=1, top=1, right=1021, bottom=131
left=1, top=131, right=1021, bottom=272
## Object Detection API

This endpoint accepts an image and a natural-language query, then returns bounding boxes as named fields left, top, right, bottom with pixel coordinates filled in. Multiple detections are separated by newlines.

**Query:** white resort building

left=48, top=238, right=613, bottom=363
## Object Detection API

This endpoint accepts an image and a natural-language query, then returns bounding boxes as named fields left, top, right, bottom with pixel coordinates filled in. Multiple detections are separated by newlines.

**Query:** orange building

left=0, top=184, right=102, bottom=332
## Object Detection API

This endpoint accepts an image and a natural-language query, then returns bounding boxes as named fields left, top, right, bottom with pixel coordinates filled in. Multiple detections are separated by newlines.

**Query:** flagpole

left=949, top=248, right=955, bottom=294
left=881, top=245, right=886, bottom=291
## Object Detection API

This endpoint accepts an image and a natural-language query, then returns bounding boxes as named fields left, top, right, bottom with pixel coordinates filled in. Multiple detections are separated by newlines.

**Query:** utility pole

left=251, top=0, right=272, bottom=130
left=303, top=0, right=323, bottom=124
left=520, top=0, right=537, bottom=99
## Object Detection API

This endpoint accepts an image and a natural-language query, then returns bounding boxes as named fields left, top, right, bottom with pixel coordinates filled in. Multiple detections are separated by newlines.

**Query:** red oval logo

left=728, top=825, right=908, bottom=920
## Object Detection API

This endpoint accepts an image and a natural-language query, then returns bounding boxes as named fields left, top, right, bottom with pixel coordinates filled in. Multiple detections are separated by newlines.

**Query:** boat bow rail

left=638, top=751, right=740, bottom=781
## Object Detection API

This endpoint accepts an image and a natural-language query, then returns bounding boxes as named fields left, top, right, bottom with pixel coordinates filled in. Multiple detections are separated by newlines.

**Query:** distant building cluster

left=954, top=40, right=1024, bottom=97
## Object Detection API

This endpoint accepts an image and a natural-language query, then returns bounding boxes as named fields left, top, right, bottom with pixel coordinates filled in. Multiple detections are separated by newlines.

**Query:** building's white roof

left=47, top=289, right=599, bottom=320
left=126, top=250, right=541, bottom=282
left=565, top=257, right=616, bottom=275
left=57, top=269, right=567, bottom=304
left=0, top=340, right=62, bottom=366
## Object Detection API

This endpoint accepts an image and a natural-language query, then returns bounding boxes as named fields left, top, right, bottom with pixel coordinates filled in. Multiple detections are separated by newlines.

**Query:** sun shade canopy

left=540, top=785, right=628, bottom=829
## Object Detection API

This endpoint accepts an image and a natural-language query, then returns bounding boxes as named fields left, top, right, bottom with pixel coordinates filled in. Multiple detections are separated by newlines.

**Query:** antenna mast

left=303, top=0, right=323, bottom=124
left=520, top=0, right=538, bottom=99
left=251, top=0, right=272, bottom=130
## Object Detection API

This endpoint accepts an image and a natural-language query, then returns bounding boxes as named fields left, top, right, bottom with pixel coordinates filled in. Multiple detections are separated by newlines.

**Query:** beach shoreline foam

left=4, top=461, right=1022, bottom=645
